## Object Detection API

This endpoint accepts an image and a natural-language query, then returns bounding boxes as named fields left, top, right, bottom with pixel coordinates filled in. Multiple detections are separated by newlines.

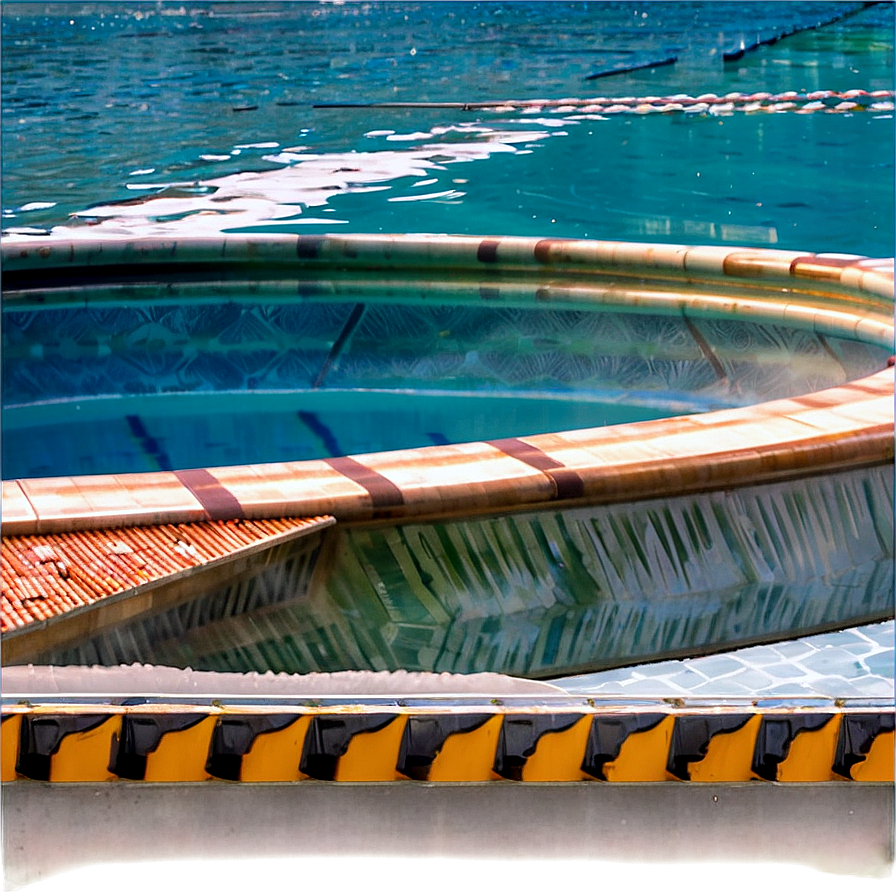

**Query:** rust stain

left=1, top=517, right=330, bottom=635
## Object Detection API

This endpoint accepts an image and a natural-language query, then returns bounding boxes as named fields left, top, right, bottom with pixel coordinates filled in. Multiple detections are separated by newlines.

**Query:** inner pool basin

left=1, top=234, right=893, bottom=678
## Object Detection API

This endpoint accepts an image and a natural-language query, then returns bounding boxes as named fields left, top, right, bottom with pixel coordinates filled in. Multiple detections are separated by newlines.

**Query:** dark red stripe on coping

left=326, top=456, right=404, bottom=511
left=477, top=240, right=500, bottom=263
left=175, top=469, right=245, bottom=520
left=488, top=438, right=585, bottom=500
left=534, top=239, right=559, bottom=264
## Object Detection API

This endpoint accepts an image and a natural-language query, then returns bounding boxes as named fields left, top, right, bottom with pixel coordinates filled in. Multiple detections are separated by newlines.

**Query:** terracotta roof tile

left=1, top=517, right=331, bottom=635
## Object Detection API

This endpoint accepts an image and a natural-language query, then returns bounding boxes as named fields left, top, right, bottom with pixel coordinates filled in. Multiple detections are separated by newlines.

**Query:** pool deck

left=552, top=619, right=895, bottom=700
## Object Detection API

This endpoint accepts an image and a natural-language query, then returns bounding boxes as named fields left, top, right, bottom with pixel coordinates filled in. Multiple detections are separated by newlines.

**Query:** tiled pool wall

left=3, top=257, right=891, bottom=479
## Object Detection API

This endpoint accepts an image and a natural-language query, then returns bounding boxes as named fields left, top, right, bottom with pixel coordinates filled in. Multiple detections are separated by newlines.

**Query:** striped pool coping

left=1, top=235, right=893, bottom=536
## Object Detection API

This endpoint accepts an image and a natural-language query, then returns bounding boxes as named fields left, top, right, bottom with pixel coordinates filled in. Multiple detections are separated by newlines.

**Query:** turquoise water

left=2, top=2, right=893, bottom=253
left=2, top=2, right=894, bottom=479
left=7, top=291, right=889, bottom=478
left=2, top=2, right=894, bottom=478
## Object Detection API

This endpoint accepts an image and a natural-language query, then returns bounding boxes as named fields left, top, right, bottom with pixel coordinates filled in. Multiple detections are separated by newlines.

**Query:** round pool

left=1, top=235, right=893, bottom=678
left=3, top=235, right=891, bottom=480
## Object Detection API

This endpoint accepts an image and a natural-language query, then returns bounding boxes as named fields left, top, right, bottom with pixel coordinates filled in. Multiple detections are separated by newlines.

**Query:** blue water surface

left=2, top=1, right=893, bottom=253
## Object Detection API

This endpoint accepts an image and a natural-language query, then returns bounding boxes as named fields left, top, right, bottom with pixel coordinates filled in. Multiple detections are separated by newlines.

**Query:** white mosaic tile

left=551, top=620, right=895, bottom=697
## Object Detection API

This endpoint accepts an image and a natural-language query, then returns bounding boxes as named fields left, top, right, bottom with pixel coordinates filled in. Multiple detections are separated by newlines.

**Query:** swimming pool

left=1, top=3, right=894, bottom=678
left=3, top=246, right=890, bottom=479
left=2, top=234, right=892, bottom=677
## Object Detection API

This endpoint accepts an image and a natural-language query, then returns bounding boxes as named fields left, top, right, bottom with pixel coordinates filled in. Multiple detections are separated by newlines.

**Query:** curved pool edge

left=1, top=236, right=893, bottom=679
left=2, top=233, right=894, bottom=300
left=1, top=234, right=893, bottom=536
left=2, top=367, right=892, bottom=535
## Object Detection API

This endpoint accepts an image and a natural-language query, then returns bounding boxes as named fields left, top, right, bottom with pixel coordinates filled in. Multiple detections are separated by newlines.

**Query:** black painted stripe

left=488, top=437, right=584, bottom=500
left=494, top=713, right=583, bottom=781
left=833, top=712, right=895, bottom=780
left=16, top=714, right=112, bottom=782
left=298, top=411, right=343, bottom=457
left=175, top=469, right=244, bottom=520
left=111, top=713, right=209, bottom=781
left=582, top=713, right=667, bottom=781
left=326, top=456, right=404, bottom=511
left=126, top=415, right=174, bottom=471
left=666, top=714, right=753, bottom=780
left=397, top=714, right=494, bottom=781
left=751, top=713, right=833, bottom=781
left=312, top=302, right=366, bottom=389
left=301, top=714, right=397, bottom=780
left=683, top=318, right=727, bottom=381
left=207, top=714, right=302, bottom=781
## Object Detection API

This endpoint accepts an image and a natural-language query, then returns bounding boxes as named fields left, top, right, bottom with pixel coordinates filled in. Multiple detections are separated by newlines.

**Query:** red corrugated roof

left=1, top=517, right=331, bottom=634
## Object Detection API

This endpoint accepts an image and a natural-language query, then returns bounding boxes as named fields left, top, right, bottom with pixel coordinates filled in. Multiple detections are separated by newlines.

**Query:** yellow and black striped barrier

left=2, top=704, right=892, bottom=784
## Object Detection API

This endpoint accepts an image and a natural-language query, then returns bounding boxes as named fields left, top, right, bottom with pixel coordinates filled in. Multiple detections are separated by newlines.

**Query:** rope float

left=313, top=89, right=895, bottom=115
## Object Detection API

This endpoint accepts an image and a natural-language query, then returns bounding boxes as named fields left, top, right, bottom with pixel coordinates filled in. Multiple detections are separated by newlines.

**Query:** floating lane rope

left=313, top=89, right=895, bottom=115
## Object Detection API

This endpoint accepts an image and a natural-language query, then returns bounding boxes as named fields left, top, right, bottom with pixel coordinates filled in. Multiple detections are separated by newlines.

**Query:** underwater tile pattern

left=3, top=299, right=873, bottom=409
left=550, top=621, right=895, bottom=698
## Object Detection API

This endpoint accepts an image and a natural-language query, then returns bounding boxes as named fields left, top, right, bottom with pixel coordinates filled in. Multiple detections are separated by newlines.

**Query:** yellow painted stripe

left=521, top=715, right=594, bottom=782
left=427, top=715, right=504, bottom=782
left=849, top=731, right=895, bottom=782
left=602, top=716, right=676, bottom=782
left=334, top=716, right=408, bottom=782
left=50, top=716, right=121, bottom=782
left=240, top=717, right=312, bottom=782
left=143, top=716, right=217, bottom=782
left=776, top=716, right=840, bottom=782
left=688, top=715, right=763, bottom=782
left=1, top=716, right=22, bottom=782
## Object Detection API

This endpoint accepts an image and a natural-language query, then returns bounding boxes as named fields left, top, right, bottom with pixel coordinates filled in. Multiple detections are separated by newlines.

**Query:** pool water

left=2, top=1, right=893, bottom=254
left=2, top=286, right=890, bottom=478
left=2, top=2, right=894, bottom=481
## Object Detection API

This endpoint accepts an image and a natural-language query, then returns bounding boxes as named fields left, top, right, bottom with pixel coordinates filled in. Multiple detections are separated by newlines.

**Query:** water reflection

left=45, top=464, right=895, bottom=678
